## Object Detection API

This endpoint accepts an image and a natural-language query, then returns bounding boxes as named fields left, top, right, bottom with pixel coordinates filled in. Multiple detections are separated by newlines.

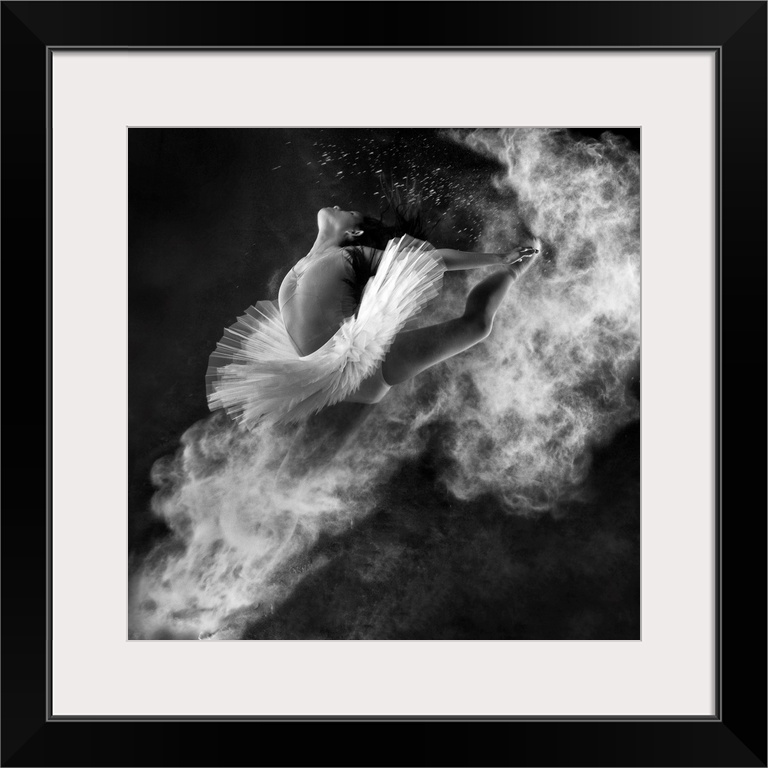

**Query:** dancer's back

left=278, top=248, right=367, bottom=356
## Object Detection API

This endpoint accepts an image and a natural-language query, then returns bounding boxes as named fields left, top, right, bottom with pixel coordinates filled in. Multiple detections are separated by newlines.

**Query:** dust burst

left=429, top=128, right=641, bottom=509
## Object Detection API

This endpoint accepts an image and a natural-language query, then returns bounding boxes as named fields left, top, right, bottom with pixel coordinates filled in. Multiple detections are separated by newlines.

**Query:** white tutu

left=206, top=235, right=445, bottom=428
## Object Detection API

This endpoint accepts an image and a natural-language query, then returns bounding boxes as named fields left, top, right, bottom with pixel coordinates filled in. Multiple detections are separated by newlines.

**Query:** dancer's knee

left=462, top=272, right=510, bottom=341
left=461, top=311, right=494, bottom=342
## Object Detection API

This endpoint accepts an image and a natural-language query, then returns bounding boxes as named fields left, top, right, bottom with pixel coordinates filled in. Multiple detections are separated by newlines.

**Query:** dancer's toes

left=502, top=238, right=541, bottom=279
left=502, top=250, right=529, bottom=267
left=503, top=237, right=542, bottom=266
left=502, top=243, right=540, bottom=278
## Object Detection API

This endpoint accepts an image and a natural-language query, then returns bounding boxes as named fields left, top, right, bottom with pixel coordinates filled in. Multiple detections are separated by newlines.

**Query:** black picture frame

left=3, top=2, right=765, bottom=765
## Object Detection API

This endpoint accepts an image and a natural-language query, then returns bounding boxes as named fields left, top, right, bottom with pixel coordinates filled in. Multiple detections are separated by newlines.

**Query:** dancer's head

left=317, top=206, right=365, bottom=245
left=315, top=178, right=435, bottom=250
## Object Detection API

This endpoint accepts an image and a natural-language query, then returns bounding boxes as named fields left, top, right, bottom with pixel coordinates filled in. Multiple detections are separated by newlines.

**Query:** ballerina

left=206, top=205, right=540, bottom=431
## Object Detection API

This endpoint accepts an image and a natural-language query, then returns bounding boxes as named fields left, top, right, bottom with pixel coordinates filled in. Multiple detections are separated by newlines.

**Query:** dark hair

left=342, top=176, right=438, bottom=308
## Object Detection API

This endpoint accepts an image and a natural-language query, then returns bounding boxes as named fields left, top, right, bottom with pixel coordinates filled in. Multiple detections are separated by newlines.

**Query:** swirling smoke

left=130, top=128, right=640, bottom=639
left=432, top=128, right=641, bottom=508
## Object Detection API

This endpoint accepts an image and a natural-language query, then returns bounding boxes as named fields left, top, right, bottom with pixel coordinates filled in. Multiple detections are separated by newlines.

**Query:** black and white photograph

left=128, top=127, right=641, bottom=641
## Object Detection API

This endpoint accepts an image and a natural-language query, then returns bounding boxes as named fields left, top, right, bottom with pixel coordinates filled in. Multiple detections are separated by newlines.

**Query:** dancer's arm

left=357, top=245, right=498, bottom=273
left=355, top=240, right=540, bottom=275
left=434, top=243, right=540, bottom=272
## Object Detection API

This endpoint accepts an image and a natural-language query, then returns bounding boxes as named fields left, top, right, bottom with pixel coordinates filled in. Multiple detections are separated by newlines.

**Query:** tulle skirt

left=206, top=235, right=445, bottom=429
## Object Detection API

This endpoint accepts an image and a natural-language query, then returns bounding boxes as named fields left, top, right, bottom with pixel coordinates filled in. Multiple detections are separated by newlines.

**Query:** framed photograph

left=4, top=1, right=765, bottom=765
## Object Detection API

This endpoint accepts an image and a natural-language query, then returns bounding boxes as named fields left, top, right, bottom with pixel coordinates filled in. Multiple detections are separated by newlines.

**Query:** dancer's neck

left=308, top=231, right=346, bottom=258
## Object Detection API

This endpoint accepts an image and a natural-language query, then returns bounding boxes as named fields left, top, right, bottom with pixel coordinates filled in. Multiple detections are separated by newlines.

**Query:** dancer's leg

left=382, top=269, right=517, bottom=386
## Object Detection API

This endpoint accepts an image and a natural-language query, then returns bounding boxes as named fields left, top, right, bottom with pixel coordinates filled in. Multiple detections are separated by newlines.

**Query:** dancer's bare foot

left=501, top=237, right=542, bottom=277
